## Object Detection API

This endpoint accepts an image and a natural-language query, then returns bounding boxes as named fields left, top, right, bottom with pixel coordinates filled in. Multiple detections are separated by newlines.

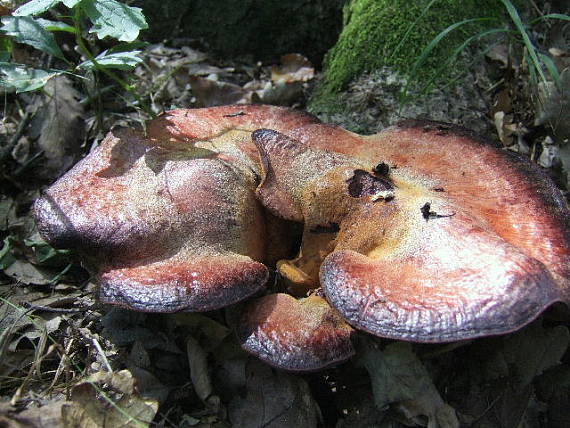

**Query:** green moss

left=321, top=0, right=508, bottom=93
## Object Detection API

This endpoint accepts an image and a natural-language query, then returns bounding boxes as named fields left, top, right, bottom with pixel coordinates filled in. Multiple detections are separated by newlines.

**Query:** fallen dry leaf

left=28, top=76, right=84, bottom=177
left=228, top=359, right=321, bottom=428
left=357, top=340, right=459, bottom=428
left=4, top=260, right=55, bottom=285
left=501, top=322, right=569, bottom=389
left=271, top=53, right=314, bottom=83
left=539, top=136, right=558, bottom=168
left=186, top=336, right=214, bottom=405
left=535, top=365, right=570, bottom=428
left=549, top=47, right=569, bottom=57
left=486, top=44, right=511, bottom=68
left=493, top=111, right=515, bottom=146
left=61, top=369, right=158, bottom=428
left=0, top=400, right=68, bottom=428
left=189, top=76, right=249, bottom=107
left=254, top=80, right=305, bottom=106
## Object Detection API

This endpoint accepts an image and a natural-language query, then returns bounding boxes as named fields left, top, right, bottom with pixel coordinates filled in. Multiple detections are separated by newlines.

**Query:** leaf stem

left=72, top=7, right=154, bottom=118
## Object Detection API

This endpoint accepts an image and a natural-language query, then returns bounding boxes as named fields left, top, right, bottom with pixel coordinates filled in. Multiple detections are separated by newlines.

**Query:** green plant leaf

left=528, top=56, right=538, bottom=85
left=78, top=50, right=143, bottom=70
left=14, top=0, right=61, bottom=16
left=63, top=0, right=83, bottom=7
left=0, top=62, right=62, bottom=92
left=0, top=16, right=65, bottom=60
left=24, top=235, right=71, bottom=265
left=401, top=17, right=498, bottom=101
left=107, top=41, right=149, bottom=53
left=36, top=18, right=77, bottom=33
left=0, top=237, right=16, bottom=270
left=81, top=0, right=148, bottom=42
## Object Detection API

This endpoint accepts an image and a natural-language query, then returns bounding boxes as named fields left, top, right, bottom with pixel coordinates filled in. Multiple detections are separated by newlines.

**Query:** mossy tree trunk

left=320, top=0, right=512, bottom=93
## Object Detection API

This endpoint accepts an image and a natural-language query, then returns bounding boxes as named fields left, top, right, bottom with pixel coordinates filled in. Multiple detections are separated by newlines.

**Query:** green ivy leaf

left=24, top=236, right=71, bottom=265
left=81, top=0, right=148, bottom=42
left=14, top=0, right=81, bottom=16
left=36, top=18, right=77, bottom=33
left=0, top=62, right=62, bottom=92
left=63, top=0, right=83, bottom=7
left=14, top=0, right=61, bottom=16
left=78, top=49, right=143, bottom=70
left=1, top=16, right=65, bottom=60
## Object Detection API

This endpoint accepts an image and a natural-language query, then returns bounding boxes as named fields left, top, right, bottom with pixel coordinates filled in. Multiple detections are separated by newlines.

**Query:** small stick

left=22, top=302, right=89, bottom=314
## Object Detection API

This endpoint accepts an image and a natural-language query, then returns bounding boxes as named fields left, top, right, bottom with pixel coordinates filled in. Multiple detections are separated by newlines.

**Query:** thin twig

left=50, top=338, right=75, bottom=390
left=1, top=111, right=32, bottom=162
left=10, top=343, right=60, bottom=406
left=22, top=302, right=90, bottom=313
left=91, top=337, right=113, bottom=372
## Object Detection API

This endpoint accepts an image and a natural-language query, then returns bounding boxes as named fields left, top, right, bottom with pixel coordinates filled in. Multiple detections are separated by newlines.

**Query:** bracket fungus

left=34, top=105, right=570, bottom=371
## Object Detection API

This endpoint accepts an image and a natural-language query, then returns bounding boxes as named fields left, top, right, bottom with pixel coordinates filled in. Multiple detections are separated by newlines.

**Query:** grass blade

left=410, top=17, right=497, bottom=77
left=415, top=28, right=511, bottom=98
left=388, top=0, right=439, bottom=62
left=530, top=13, right=570, bottom=25
left=539, top=52, right=562, bottom=90
left=499, top=0, right=547, bottom=85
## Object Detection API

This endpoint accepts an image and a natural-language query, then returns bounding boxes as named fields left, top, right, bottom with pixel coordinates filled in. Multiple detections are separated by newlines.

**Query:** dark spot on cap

left=421, top=202, right=432, bottom=219
left=347, top=170, right=394, bottom=199
left=223, top=111, right=246, bottom=118
left=421, top=202, right=455, bottom=221
left=373, top=162, right=390, bottom=177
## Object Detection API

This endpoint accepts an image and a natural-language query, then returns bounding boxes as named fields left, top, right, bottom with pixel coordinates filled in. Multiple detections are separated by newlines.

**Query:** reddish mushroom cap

left=319, top=120, right=570, bottom=341
left=32, top=106, right=570, bottom=369
left=321, top=217, right=561, bottom=341
left=252, top=128, right=375, bottom=295
left=248, top=121, right=570, bottom=343
left=364, top=120, right=570, bottom=282
left=236, top=293, right=355, bottom=371
left=33, top=106, right=320, bottom=313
